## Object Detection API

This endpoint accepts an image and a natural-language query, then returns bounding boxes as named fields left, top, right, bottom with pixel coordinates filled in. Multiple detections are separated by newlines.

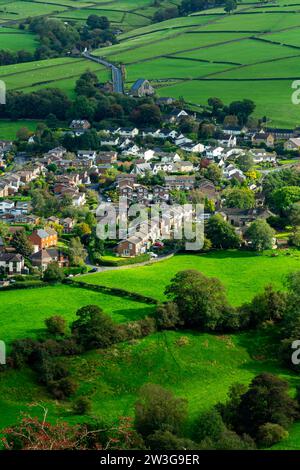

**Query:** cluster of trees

left=208, top=97, right=256, bottom=126
left=157, top=267, right=296, bottom=333
left=0, top=49, right=35, bottom=66
left=28, top=15, right=116, bottom=60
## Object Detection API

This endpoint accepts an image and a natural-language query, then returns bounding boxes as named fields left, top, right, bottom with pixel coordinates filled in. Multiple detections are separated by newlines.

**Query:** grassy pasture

left=0, top=56, right=110, bottom=94
left=0, top=284, right=155, bottom=345
left=0, top=328, right=299, bottom=445
left=125, top=58, right=230, bottom=82
left=0, top=29, right=38, bottom=52
left=174, top=38, right=299, bottom=65
left=0, top=1, right=66, bottom=23
left=0, top=119, right=40, bottom=139
left=78, top=250, right=300, bottom=305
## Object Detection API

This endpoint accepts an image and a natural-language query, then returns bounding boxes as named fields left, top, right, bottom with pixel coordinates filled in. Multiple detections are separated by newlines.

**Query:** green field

left=0, top=119, right=39, bottom=139
left=0, top=284, right=155, bottom=345
left=0, top=28, right=38, bottom=52
left=0, top=327, right=299, bottom=447
left=78, top=250, right=300, bottom=305
left=0, top=56, right=110, bottom=96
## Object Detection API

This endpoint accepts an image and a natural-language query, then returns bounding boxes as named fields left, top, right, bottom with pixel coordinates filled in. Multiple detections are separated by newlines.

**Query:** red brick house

left=28, top=228, right=58, bottom=251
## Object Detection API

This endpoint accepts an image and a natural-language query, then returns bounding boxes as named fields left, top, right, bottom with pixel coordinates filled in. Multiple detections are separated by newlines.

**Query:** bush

left=47, top=377, right=77, bottom=400
left=71, top=305, right=119, bottom=350
left=99, top=254, right=150, bottom=267
left=147, top=430, right=197, bottom=450
left=135, top=383, right=188, bottom=438
left=45, top=315, right=67, bottom=336
left=257, top=423, right=288, bottom=447
left=73, top=396, right=92, bottom=415
left=155, top=302, right=183, bottom=330
left=43, top=262, right=65, bottom=283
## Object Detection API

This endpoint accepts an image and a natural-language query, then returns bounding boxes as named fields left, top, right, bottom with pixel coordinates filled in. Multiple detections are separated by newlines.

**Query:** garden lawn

left=78, top=250, right=300, bottom=304
left=0, top=284, right=155, bottom=345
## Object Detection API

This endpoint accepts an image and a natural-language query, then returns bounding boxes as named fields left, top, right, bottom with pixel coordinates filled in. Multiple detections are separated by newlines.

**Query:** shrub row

left=99, top=253, right=150, bottom=267
left=64, top=279, right=159, bottom=305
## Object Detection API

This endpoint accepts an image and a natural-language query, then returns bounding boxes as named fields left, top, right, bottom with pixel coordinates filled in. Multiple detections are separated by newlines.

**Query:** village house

left=284, top=137, right=300, bottom=151
left=179, top=142, right=205, bottom=153
left=221, top=207, right=273, bottom=230
left=251, top=131, right=274, bottom=147
left=218, top=134, right=237, bottom=148
left=28, top=228, right=58, bottom=252
left=249, top=148, right=277, bottom=163
left=222, top=126, right=246, bottom=136
left=0, top=253, right=24, bottom=274
left=198, top=179, right=218, bottom=201
left=77, top=150, right=97, bottom=162
left=30, top=248, right=69, bottom=271
left=97, top=151, right=117, bottom=164
left=117, top=235, right=148, bottom=257
left=130, top=79, right=155, bottom=97
left=152, top=185, right=170, bottom=202
left=100, top=135, right=120, bottom=146
left=168, top=109, right=189, bottom=124
left=61, top=217, right=75, bottom=233
left=165, top=175, right=196, bottom=190
left=175, top=161, right=194, bottom=173
left=70, top=120, right=91, bottom=131
left=0, top=200, right=14, bottom=214
left=118, top=128, right=139, bottom=138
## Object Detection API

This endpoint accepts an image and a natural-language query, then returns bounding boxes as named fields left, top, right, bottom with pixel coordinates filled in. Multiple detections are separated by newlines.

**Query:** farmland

left=78, top=250, right=300, bottom=305
left=1, top=1, right=300, bottom=124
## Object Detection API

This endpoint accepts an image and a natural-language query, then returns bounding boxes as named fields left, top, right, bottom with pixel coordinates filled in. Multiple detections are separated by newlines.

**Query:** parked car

left=148, top=252, right=158, bottom=258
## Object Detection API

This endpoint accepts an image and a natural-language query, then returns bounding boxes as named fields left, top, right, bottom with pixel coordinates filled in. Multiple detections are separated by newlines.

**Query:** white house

left=0, top=253, right=24, bottom=274
left=0, top=200, right=14, bottom=213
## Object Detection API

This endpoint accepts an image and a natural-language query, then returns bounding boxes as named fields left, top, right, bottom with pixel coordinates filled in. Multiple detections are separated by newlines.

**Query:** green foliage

left=11, top=231, right=33, bottom=258
left=165, top=269, right=233, bottom=330
left=43, top=262, right=65, bottom=283
left=223, top=188, right=255, bottom=209
left=71, top=305, right=119, bottom=350
left=135, top=383, right=188, bottom=438
left=45, top=315, right=67, bottom=336
left=245, top=220, right=275, bottom=251
left=206, top=215, right=241, bottom=249
left=257, top=423, right=289, bottom=447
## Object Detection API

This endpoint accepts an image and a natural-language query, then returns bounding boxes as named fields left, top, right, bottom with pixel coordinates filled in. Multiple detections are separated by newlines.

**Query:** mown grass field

left=78, top=250, right=300, bottom=305
left=0, top=284, right=155, bottom=345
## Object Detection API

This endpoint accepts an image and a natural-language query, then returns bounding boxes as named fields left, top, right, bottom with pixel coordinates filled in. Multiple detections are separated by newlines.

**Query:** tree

left=237, top=153, right=254, bottom=172
left=245, top=219, right=275, bottom=251
left=241, top=285, right=286, bottom=327
left=289, top=202, right=300, bottom=228
left=194, top=409, right=226, bottom=443
left=135, top=384, right=187, bottom=438
left=71, top=305, right=119, bottom=350
left=165, top=270, right=232, bottom=330
left=68, top=237, right=86, bottom=266
left=203, top=163, right=222, bottom=184
left=224, top=0, right=237, bottom=13
left=223, top=188, right=255, bottom=209
left=11, top=231, right=33, bottom=257
left=234, top=373, right=298, bottom=437
left=43, top=262, right=65, bottom=283
left=269, top=186, right=300, bottom=214
left=206, top=215, right=241, bottom=249
left=45, top=315, right=67, bottom=336
left=131, top=104, right=161, bottom=127
left=147, top=430, right=196, bottom=450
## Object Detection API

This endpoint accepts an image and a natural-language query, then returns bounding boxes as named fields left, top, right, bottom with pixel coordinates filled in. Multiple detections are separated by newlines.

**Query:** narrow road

left=82, top=51, right=124, bottom=94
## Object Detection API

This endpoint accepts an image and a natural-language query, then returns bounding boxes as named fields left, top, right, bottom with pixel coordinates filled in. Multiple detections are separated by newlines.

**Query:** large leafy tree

left=245, top=219, right=275, bottom=251
left=165, top=269, right=232, bottom=330
left=206, top=215, right=241, bottom=249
